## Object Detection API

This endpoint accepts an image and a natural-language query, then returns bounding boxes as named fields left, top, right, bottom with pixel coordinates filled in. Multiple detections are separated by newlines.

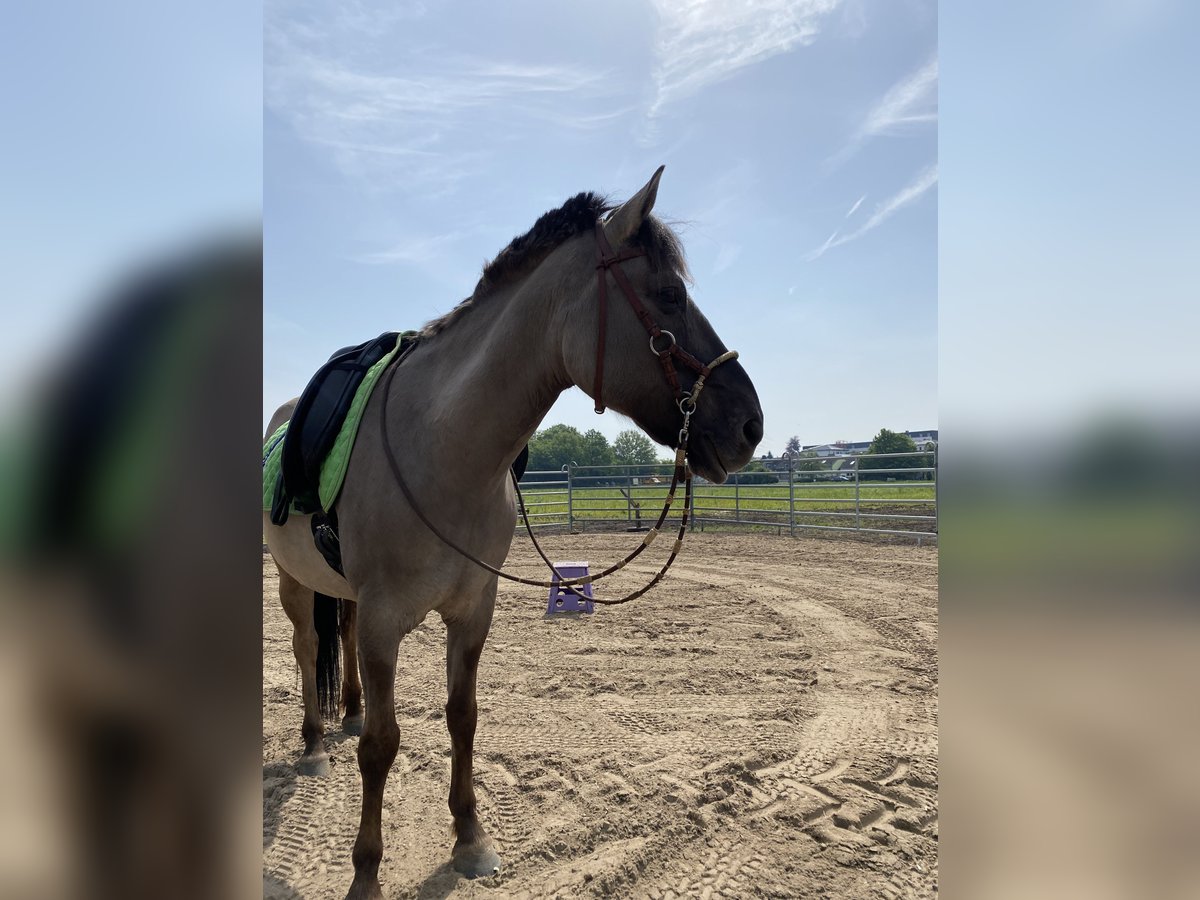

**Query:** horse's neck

left=404, top=278, right=569, bottom=485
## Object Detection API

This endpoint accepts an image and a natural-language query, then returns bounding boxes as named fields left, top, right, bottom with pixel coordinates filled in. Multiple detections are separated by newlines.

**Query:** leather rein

left=378, top=221, right=738, bottom=605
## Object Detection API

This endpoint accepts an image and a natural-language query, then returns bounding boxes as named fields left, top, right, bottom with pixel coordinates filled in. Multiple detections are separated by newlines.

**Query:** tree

left=859, top=428, right=924, bottom=480
left=572, top=428, right=619, bottom=483
left=527, top=424, right=585, bottom=473
left=783, top=435, right=802, bottom=458
left=578, top=428, right=615, bottom=467
left=612, top=429, right=659, bottom=477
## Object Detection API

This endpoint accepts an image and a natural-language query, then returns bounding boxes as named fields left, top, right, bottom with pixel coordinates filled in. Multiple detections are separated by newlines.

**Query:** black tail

left=313, top=593, right=342, bottom=721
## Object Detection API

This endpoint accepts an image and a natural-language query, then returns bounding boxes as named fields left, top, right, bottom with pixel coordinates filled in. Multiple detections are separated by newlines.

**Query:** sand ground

left=263, top=532, right=938, bottom=899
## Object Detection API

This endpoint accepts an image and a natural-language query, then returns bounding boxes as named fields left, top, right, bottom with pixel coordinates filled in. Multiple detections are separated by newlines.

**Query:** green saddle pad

left=262, top=335, right=404, bottom=515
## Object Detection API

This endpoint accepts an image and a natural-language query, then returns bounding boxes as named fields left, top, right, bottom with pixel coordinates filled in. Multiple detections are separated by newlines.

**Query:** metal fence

left=515, top=449, right=937, bottom=542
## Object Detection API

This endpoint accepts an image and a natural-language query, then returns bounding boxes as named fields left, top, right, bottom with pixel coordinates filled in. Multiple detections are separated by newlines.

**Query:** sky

left=4, top=1, right=1192, bottom=457
left=939, top=0, right=1199, bottom=438
left=1, top=1, right=261, bottom=412
left=263, top=0, right=938, bottom=454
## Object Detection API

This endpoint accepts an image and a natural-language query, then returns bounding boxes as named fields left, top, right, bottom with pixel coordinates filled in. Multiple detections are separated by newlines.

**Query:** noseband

left=377, top=220, right=739, bottom=605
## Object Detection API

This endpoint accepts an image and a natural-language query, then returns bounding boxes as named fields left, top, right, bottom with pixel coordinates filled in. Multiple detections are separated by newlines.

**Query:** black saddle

left=269, top=331, right=531, bottom=576
left=270, top=331, right=411, bottom=527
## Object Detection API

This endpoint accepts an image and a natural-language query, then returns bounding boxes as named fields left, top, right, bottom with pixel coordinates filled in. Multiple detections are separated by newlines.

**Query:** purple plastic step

left=546, top=561, right=595, bottom=615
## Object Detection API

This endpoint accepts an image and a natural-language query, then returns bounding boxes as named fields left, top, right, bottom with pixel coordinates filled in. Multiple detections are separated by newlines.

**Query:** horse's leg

left=346, top=598, right=409, bottom=900
left=443, top=598, right=501, bottom=878
left=340, top=601, right=364, bottom=735
left=278, top=565, right=329, bottom=777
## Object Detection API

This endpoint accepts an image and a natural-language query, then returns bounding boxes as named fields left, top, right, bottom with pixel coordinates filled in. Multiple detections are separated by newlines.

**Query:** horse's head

left=559, top=167, right=763, bottom=484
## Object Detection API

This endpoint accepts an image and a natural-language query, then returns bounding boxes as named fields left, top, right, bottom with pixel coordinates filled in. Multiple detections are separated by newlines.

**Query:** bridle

left=378, top=220, right=738, bottom=605
left=592, top=220, right=732, bottom=419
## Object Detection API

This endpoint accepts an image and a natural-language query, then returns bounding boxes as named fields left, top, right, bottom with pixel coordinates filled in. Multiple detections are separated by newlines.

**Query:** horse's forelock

left=635, top=216, right=692, bottom=285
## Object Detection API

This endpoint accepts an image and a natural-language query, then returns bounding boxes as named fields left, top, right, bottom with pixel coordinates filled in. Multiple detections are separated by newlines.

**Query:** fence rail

left=515, top=449, right=937, bottom=542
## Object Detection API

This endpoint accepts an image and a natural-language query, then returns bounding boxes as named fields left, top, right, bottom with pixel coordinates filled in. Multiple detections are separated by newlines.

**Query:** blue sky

left=940, top=0, right=1199, bottom=437
left=1, top=1, right=261, bottom=410
left=265, top=0, right=937, bottom=452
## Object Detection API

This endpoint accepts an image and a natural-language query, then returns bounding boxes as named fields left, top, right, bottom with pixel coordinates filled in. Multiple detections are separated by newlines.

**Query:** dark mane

left=421, top=191, right=691, bottom=336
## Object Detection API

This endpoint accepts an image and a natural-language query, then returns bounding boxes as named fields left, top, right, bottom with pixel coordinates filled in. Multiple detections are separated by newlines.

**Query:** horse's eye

left=659, top=286, right=683, bottom=307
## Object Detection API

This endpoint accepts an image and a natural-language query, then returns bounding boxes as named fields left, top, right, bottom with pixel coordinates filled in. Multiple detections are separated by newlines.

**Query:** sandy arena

left=263, top=533, right=938, bottom=899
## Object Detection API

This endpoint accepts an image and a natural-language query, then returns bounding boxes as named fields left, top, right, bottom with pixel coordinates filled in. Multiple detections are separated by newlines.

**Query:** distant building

left=905, top=430, right=939, bottom=450
left=800, top=441, right=871, bottom=458
left=792, top=430, right=938, bottom=457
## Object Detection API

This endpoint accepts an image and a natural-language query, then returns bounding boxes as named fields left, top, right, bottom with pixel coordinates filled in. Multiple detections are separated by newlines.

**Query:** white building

left=797, top=430, right=937, bottom=457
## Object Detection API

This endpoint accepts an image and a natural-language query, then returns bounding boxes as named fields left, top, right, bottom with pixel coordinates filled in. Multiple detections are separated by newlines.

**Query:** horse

left=263, top=166, right=763, bottom=899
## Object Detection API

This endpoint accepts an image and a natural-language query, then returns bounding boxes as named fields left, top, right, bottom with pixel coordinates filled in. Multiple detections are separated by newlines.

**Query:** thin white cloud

left=712, top=243, right=743, bottom=275
left=839, top=0, right=868, bottom=38
left=809, top=230, right=840, bottom=260
left=806, top=165, right=937, bottom=260
left=263, top=310, right=306, bottom=337
left=352, top=228, right=475, bottom=265
left=856, top=166, right=938, bottom=230
left=829, top=56, right=937, bottom=167
left=862, top=57, right=938, bottom=136
left=646, top=0, right=844, bottom=122
left=684, top=158, right=758, bottom=226
left=271, top=52, right=606, bottom=123
left=845, top=194, right=866, bottom=218
left=334, top=0, right=428, bottom=33
left=266, top=14, right=623, bottom=192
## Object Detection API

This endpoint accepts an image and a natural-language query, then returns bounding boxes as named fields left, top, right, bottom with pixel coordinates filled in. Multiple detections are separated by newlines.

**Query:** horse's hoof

left=297, top=753, right=331, bottom=777
left=452, top=844, right=502, bottom=879
left=342, top=712, right=364, bottom=736
left=344, top=877, right=383, bottom=900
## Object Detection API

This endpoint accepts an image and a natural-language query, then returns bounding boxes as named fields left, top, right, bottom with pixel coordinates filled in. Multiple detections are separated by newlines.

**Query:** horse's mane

left=421, top=190, right=690, bottom=337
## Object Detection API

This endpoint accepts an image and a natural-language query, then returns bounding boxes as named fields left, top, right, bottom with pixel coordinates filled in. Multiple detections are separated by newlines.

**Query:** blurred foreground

left=0, top=240, right=263, bottom=900
left=2, top=3, right=261, bottom=897
left=941, top=421, right=1200, bottom=898
left=940, top=0, right=1200, bottom=890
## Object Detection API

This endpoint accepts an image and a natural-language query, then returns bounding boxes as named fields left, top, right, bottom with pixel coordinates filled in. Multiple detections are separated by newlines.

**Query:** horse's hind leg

left=278, top=566, right=330, bottom=776
left=443, top=599, right=501, bottom=878
left=340, top=601, right=364, bottom=735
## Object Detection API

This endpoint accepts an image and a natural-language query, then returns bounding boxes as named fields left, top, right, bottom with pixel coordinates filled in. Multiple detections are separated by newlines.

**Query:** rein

left=377, top=223, right=738, bottom=605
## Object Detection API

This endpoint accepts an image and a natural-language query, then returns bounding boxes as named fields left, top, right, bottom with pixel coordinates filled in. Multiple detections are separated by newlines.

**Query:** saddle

left=267, top=331, right=531, bottom=575
left=270, top=331, right=412, bottom=526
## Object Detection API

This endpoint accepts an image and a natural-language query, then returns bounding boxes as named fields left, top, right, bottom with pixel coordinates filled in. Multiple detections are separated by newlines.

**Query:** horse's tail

left=313, top=593, right=342, bottom=721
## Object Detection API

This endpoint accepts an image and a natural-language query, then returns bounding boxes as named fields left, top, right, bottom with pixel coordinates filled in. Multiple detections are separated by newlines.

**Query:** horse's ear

left=603, top=165, right=665, bottom=247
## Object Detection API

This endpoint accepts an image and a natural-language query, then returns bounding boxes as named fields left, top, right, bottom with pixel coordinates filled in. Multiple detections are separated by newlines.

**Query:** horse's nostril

left=743, top=416, right=764, bottom=447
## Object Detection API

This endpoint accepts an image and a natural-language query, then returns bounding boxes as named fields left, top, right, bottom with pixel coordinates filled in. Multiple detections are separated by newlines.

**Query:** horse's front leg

left=346, top=596, right=408, bottom=900
left=443, top=597, right=501, bottom=878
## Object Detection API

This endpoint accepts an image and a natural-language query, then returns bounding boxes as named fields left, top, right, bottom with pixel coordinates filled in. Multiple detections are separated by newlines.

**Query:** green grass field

left=518, top=481, right=936, bottom=528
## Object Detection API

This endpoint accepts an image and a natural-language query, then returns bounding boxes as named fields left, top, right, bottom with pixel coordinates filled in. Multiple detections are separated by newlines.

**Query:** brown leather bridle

left=592, top=221, right=723, bottom=417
